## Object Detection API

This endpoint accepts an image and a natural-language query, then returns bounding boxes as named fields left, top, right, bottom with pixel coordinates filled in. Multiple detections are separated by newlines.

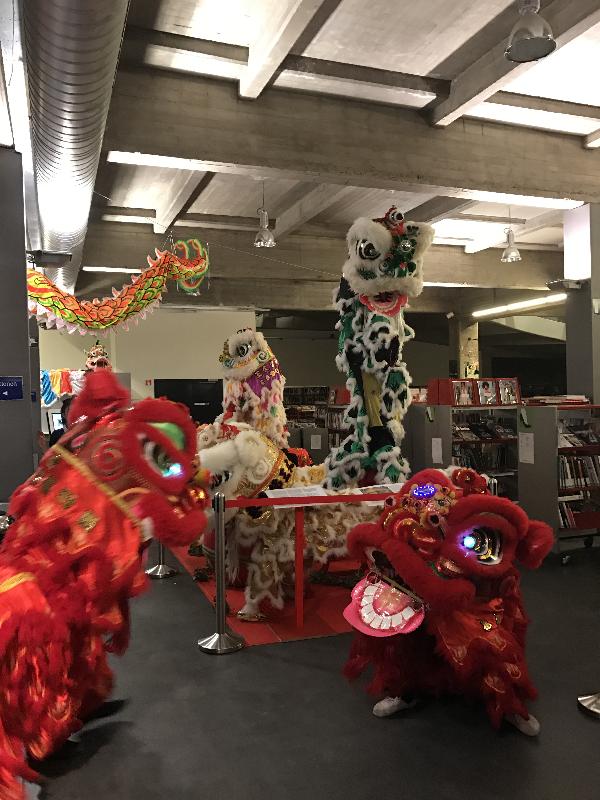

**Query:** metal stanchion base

left=578, top=693, right=600, bottom=716
left=145, top=563, right=178, bottom=579
left=198, top=629, right=245, bottom=654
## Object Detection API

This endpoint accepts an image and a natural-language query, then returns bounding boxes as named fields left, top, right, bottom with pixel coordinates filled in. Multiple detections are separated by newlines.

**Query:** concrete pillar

left=449, top=317, right=479, bottom=379
left=0, top=149, right=36, bottom=504
left=564, top=204, right=600, bottom=401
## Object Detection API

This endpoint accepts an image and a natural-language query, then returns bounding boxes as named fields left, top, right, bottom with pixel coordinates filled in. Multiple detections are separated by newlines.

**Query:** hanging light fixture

left=501, top=228, right=522, bottom=263
left=505, top=0, right=556, bottom=63
left=254, top=181, right=276, bottom=248
left=501, top=207, right=522, bottom=263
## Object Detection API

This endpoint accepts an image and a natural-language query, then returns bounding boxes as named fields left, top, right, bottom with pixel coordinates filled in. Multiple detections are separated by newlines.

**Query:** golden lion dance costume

left=0, top=371, right=207, bottom=798
left=197, top=420, right=375, bottom=620
left=219, top=329, right=289, bottom=449
left=343, top=468, right=553, bottom=735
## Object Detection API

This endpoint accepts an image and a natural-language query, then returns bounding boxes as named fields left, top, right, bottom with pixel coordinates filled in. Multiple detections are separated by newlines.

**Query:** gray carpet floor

left=40, top=544, right=600, bottom=800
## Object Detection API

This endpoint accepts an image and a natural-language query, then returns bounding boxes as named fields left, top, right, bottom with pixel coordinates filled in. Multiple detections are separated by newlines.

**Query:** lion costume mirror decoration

left=326, top=208, right=434, bottom=489
left=0, top=371, right=207, bottom=798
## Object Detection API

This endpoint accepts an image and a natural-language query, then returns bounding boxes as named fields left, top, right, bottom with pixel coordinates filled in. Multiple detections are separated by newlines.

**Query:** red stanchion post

left=294, top=507, right=305, bottom=629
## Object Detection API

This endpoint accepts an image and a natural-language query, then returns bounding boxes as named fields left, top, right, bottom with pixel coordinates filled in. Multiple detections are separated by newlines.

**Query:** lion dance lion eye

left=357, top=240, right=380, bottom=260
left=236, top=344, right=251, bottom=357
left=461, top=527, right=502, bottom=564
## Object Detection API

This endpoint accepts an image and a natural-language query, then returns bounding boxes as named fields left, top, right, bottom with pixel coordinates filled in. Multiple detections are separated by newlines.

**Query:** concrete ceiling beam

left=239, top=0, right=340, bottom=99
left=81, top=221, right=562, bottom=291
left=274, top=183, right=356, bottom=238
left=105, top=69, right=600, bottom=203
left=429, top=0, right=600, bottom=127
left=465, top=209, right=564, bottom=254
left=154, top=172, right=215, bottom=234
left=405, top=197, right=476, bottom=223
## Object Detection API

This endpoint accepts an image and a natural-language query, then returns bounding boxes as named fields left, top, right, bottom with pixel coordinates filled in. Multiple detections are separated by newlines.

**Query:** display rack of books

left=284, top=386, right=329, bottom=427
left=404, top=404, right=519, bottom=500
left=518, top=404, right=600, bottom=558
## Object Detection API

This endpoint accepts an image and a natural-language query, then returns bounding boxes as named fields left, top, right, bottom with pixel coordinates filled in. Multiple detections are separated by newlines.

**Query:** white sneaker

left=506, top=712, right=541, bottom=736
left=372, top=696, right=417, bottom=718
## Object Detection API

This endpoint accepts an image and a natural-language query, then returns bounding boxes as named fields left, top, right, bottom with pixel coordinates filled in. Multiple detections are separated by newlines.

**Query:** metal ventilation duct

left=22, top=0, right=129, bottom=291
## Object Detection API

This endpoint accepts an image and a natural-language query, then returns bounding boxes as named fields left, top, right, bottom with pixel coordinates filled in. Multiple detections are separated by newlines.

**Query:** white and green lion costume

left=325, top=207, right=434, bottom=489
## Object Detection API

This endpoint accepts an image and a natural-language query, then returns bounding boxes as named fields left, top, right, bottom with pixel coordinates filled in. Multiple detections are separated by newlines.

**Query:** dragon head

left=218, top=328, right=275, bottom=379
left=344, top=468, right=553, bottom=637
left=343, top=207, right=434, bottom=315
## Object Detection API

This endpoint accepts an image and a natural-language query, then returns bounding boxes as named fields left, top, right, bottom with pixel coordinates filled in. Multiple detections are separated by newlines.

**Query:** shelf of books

left=518, top=404, right=600, bottom=555
left=404, top=404, right=519, bottom=500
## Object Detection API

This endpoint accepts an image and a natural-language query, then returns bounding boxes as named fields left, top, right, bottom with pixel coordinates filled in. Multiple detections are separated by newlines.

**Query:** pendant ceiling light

left=501, top=227, right=522, bottom=263
left=505, top=0, right=556, bottom=63
left=254, top=181, right=276, bottom=248
left=501, top=207, right=522, bottom=263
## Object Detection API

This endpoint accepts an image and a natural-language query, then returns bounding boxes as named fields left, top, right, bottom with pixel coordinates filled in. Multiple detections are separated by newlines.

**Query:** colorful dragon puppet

left=0, top=370, right=207, bottom=798
left=27, top=239, right=209, bottom=334
left=195, top=420, right=375, bottom=620
left=325, top=208, right=434, bottom=489
left=219, top=329, right=289, bottom=449
left=343, top=467, right=553, bottom=735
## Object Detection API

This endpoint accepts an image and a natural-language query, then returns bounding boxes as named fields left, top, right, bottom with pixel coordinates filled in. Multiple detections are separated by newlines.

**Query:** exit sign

left=0, top=376, right=24, bottom=401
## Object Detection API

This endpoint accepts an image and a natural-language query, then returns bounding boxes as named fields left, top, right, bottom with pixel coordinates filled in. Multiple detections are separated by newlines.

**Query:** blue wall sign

left=0, top=376, right=24, bottom=400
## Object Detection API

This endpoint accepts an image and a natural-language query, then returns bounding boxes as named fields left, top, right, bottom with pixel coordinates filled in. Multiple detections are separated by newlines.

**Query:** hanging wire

left=91, top=188, right=339, bottom=279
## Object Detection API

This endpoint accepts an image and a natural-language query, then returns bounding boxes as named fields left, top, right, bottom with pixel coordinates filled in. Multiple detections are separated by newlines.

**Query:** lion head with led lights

left=0, top=370, right=207, bottom=797
left=344, top=467, right=553, bottom=731
left=343, top=207, right=435, bottom=315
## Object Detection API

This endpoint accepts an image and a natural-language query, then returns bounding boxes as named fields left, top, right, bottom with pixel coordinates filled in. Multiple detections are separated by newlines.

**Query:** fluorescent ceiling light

left=467, top=102, right=600, bottom=136
left=82, top=266, right=142, bottom=274
left=101, top=213, right=153, bottom=224
left=107, top=151, right=208, bottom=171
left=143, top=45, right=245, bottom=80
left=423, top=281, right=470, bottom=288
left=459, top=190, right=581, bottom=211
left=472, top=292, right=567, bottom=318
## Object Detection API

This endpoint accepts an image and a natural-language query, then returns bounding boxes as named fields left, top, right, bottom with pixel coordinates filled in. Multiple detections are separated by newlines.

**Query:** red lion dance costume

left=0, top=371, right=207, bottom=798
left=344, top=468, right=553, bottom=735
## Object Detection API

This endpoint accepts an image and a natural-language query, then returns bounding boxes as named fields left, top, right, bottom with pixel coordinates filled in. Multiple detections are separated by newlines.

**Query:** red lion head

left=344, top=468, right=554, bottom=728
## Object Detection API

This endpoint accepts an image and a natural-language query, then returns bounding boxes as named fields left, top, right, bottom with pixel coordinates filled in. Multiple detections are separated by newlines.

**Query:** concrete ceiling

left=4, top=0, right=600, bottom=317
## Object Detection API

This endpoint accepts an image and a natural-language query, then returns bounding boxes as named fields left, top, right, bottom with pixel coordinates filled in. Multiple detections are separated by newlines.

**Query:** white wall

left=39, top=312, right=448, bottom=400
left=39, top=308, right=255, bottom=399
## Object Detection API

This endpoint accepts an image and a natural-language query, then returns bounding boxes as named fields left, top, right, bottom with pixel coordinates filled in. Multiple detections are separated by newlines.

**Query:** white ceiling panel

left=516, top=227, right=563, bottom=246
left=303, top=0, right=514, bottom=75
left=505, top=20, right=600, bottom=106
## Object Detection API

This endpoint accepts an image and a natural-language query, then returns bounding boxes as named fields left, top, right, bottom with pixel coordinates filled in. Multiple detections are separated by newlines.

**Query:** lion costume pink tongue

left=344, top=575, right=425, bottom=637
left=358, top=292, right=407, bottom=316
